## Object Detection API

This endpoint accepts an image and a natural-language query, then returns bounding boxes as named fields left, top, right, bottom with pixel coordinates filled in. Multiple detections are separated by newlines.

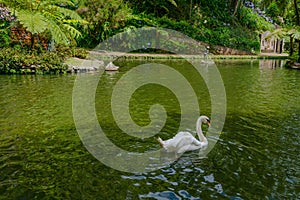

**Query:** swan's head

left=201, top=116, right=210, bottom=126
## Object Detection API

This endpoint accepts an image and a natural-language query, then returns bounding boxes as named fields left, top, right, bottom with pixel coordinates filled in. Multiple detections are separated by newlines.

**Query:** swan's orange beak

left=207, top=120, right=211, bottom=127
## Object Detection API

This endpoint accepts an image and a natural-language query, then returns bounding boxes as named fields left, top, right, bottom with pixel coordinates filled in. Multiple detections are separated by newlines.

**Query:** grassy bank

left=212, top=53, right=289, bottom=60
left=89, top=51, right=289, bottom=60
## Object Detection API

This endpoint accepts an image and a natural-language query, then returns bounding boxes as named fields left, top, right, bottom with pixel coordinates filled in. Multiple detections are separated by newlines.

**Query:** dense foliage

left=1, top=0, right=300, bottom=73
left=0, top=47, right=87, bottom=74
left=74, top=0, right=275, bottom=52
left=0, top=0, right=285, bottom=51
left=76, top=0, right=132, bottom=47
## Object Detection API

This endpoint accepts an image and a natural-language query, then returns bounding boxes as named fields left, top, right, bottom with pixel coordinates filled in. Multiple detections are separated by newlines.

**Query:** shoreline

left=65, top=52, right=289, bottom=73
left=87, top=51, right=289, bottom=60
left=212, top=53, right=289, bottom=60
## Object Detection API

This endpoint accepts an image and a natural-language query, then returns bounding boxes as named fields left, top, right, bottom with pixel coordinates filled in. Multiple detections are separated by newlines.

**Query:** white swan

left=157, top=116, right=210, bottom=154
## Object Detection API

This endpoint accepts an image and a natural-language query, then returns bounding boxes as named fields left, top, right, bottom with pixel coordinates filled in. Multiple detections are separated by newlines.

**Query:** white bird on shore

left=157, top=116, right=210, bottom=154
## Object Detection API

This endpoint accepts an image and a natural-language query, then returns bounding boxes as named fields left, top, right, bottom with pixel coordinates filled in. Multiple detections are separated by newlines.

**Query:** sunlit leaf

left=168, top=0, right=177, bottom=7
left=16, top=10, right=47, bottom=34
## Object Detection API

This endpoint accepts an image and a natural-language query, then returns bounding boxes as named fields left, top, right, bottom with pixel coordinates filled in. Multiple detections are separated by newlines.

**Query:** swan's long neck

left=196, top=117, right=208, bottom=144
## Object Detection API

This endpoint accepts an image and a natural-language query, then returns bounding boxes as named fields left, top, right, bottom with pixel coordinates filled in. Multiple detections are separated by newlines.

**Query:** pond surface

left=0, top=59, right=299, bottom=199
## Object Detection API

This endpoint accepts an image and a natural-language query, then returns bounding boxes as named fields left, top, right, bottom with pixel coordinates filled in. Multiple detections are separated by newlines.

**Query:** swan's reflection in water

left=123, top=146, right=232, bottom=200
left=158, top=144, right=209, bottom=166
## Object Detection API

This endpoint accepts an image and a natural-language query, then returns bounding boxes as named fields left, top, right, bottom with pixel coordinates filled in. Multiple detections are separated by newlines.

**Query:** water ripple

left=139, top=191, right=181, bottom=200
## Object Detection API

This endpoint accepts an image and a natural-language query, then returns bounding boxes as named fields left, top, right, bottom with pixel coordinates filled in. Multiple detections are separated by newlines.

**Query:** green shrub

left=0, top=29, right=10, bottom=48
left=55, top=46, right=88, bottom=59
left=153, top=16, right=260, bottom=52
left=0, top=17, right=11, bottom=48
left=0, top=48, right=69, bottom=74
left=238, top=7, right=274, bottom=31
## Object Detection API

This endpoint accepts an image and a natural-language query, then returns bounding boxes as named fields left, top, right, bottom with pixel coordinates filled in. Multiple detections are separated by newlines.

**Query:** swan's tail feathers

left=157, top=137, right=164, bottom=148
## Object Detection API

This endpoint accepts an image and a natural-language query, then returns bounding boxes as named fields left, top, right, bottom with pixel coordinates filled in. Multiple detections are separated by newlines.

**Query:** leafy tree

left=266, top=2, right=280, bottom=18
left=127, top=0, right=177, bottom=17
left=265, top=0, right=300, bottom=61
left=257, top=0, right=292, bottom=23
left=76, top=0, right=132, bottom=47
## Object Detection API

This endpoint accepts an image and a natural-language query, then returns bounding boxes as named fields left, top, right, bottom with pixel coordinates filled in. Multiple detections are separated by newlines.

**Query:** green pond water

left=0, top=59, right=299, bottom=199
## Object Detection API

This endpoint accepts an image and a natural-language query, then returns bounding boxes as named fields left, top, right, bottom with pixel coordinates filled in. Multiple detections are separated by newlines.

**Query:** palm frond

left=265, top=28, right=286, bottom=39
left=293, top=31, right=300, bottom=40
left=287, top=29, right=296, bottom=35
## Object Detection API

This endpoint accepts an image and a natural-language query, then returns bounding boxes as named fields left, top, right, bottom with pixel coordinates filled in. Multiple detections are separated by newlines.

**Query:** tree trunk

left=232, top=0, right=241, bottom=16
left=294, top=0, right=300, bottom=25
left=189, top=0, right=193, bottom=19
left=31, top=33, right=35, bottom=49
left=298, top=40, right=300, bottom=63
left=293, top=0, right=300, bottom=61
left=290, top=35, right=294, bottom=56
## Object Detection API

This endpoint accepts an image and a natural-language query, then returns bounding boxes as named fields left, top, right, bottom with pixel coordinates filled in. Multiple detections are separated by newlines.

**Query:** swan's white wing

left=175, top=135, right=203, bottom=153
left=163, top=132, right=201, bottom=152
left=166, top=132, right=194, bottom=148
left=162, top=132, right=190, bottom=151
left=173, top=131, right=193, bottom=138
left=175, top=135, right=197, bottom=147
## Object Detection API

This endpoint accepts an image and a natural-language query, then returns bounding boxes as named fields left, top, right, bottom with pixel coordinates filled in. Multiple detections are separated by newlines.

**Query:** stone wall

left=210, top=45, right=253, bottom=55
left=198, top=41, right=253, bottom=55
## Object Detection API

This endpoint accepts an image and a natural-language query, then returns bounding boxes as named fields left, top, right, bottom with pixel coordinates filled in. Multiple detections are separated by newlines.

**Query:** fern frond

left=38, top=0, right=75, bottom=9
left=46, top=19, right=69, bottom=45
left=52, top=0, right=76, bottom=7
left=48, top=5, right=82, bottom=21
left=41, top=11, right=60, bottom=21
left=4, top=0, right=83, bottom=46
left=62, top=19, right=89, bottom=25
left=61, top=23, right=82, bottom=39
left=16, top=10, right=48, bottom=34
